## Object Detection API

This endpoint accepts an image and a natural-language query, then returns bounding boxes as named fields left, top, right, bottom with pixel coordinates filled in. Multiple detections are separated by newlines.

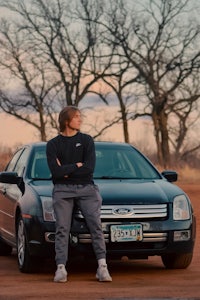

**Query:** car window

left=5, top=149, right=24, bottom=172
left=13, top=148, right=31, bottom=177
left=94, top=146, right=160, bottom=179
left=30, top=148, right=51, bottom=179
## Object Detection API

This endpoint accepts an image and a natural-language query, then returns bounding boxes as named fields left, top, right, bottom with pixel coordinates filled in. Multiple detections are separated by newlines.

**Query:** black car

left=0, top=142, right=196, bottom=273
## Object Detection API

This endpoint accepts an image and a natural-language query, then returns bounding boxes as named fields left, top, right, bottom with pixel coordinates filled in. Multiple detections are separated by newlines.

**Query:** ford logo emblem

left=113, top=208, right=133, bottom=215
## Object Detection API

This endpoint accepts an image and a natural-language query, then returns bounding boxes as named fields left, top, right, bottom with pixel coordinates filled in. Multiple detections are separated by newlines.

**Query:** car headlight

left=41, top=196, right=56, bottom=222
left=173, top=194, right=190, bottom=220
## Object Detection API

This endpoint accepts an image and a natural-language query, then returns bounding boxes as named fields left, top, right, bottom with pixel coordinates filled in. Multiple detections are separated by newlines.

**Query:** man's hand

left=56, top=158, right=61, bottom=166
left=56, top=158, right=68, bottom=178
left=76, top=162, right=83, bottom=168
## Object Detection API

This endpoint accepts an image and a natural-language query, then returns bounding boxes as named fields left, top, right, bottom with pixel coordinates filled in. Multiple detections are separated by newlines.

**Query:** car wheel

left=161, top=252, right=193, bottom=269
left=17, top=216, right=35, bottom=273
left=0, top=237, right=12, bottom=256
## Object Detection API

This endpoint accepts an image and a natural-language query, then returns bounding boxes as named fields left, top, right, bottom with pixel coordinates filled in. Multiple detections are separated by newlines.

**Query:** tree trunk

left=152, top=109, right=170, bottom=168
left=122, top=112, right=129, bottom=143
left=39, top=110, right=47, bottom=141
left=119, top=95, right=129, bottom=143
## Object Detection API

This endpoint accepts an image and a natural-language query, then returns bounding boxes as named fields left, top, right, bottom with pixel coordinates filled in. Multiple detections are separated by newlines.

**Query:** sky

left=0, top=113, right=39, bottom=148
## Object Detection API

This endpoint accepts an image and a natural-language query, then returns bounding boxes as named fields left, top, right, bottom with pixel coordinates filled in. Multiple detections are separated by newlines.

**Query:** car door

left=0, top=147, right=29, bottom=244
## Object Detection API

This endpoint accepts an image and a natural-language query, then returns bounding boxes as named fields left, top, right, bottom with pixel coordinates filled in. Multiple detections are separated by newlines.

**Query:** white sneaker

left=96, top=264, right=112, bottom=282
left=54, top=264, right=67, bottom=283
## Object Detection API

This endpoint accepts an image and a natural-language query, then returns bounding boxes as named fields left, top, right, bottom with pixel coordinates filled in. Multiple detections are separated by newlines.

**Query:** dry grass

left=175, top=165, right=200, bottom=184
left=0, top=151, right=13, bottom=171
left=156, top=164, right=200, bottom=184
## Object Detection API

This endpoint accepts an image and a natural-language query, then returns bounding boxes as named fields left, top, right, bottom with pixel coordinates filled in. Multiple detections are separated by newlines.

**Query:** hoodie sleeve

left=46, top=139, right=78, bottom=179
left=73, top=135, right=95, bottom=176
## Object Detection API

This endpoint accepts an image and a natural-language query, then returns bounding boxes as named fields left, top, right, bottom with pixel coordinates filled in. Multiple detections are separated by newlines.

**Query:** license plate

left=110, top=224, right=143, bottom=242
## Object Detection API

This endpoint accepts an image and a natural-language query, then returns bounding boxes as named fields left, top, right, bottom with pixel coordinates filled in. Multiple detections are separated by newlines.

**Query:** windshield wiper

left=31, top=177, right=52, bottom=181
left=94, top=176, right=135, bottom=179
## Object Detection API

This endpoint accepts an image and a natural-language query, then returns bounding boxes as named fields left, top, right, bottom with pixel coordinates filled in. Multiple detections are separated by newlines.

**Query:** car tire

left=17, top=216, right=36, bottom=273
left=161, top=252, right=193, bottom=269
left=0, top=237, right=13, bottom=256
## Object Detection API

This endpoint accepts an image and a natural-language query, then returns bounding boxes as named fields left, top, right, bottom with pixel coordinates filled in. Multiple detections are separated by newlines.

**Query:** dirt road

left=0, top=184, right=199, bottom=300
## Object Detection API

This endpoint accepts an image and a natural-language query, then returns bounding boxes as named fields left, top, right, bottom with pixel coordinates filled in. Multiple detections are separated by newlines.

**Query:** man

left=46, top=106, right=112, bottom=283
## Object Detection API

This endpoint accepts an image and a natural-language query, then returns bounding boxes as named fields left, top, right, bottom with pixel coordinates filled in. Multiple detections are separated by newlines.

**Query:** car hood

left=29, top=179, right=185, bottom=205
left=29, top=180, right=53, bottom=197
left=95, top=179, right=184, bottom=205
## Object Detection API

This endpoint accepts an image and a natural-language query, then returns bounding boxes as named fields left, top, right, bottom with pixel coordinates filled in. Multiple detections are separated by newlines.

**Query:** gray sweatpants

left=52, top=183, right=106, bottom=265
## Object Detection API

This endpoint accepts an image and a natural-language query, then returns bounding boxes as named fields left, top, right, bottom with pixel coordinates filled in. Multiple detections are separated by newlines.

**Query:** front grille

left=77, top=232, right=167, bottom=243
left=45, top=231, right=168, bottom=244
left=75, top=204, right=167, bottom=219
left=45, top=204, right=168, bottom=245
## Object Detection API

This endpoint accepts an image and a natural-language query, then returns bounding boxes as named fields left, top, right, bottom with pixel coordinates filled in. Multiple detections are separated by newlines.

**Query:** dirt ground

left=0, top=183, right=199, bottom=300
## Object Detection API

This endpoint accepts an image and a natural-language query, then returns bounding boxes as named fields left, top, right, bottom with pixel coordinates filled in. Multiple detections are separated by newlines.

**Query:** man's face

left=68, top=111, right=82, bottom=130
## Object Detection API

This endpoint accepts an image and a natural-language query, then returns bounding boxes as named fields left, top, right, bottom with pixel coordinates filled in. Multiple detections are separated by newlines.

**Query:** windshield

left=28, top=143, right=161, bottom=180
left=93, top=144, right=161, bottom=180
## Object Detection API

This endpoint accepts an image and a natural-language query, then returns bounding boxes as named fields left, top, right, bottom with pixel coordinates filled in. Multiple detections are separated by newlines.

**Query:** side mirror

left=0, top=172, right=21, bottom=184
left=161, top=170, right=178, bottom=182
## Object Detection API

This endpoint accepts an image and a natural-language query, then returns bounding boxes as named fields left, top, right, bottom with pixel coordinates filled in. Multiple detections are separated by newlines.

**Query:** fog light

left=45, top=232, right=55, bottom=243
left=174, top=230, right=191, bottom=241
left=70, top=234, right=78, bottom=244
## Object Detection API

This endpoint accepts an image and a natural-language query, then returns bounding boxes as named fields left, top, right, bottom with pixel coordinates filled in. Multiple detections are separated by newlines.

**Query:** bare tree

left=0, top=0, right=115, bottom=140
left=77, top=0, right=143, bottom=143
left=100, top=66, right=140, bottom=144
left=97, top=0, right=200, bottom=167
left=168, top=71, right=200, bottom=161
left=0, top=11, right=63, bottom=140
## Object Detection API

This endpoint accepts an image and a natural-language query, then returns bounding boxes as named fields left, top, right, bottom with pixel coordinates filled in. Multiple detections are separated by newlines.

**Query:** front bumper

left=24, top=213, right=196, bottom=260
left=69, top=216, right=196, bottom=259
